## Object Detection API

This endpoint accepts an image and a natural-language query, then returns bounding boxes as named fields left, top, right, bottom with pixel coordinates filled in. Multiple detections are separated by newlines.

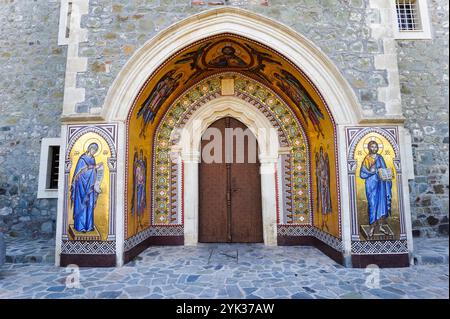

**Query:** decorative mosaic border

left=152, top=73, right=311, bottom=226
left=151, top=78, right=221, bottom=225
left=277, top=225, right=343, bottom=252
left=61, top=240, right=116, bottom=255
left=347, top=127, right=400, bottom=159
left=235, top=77, right=312, bottom=225
left=277, top=225, right=314, bottom=236
left=124, top=226, right=184, bottom=252
left=351, top=240, right=408, bottom=255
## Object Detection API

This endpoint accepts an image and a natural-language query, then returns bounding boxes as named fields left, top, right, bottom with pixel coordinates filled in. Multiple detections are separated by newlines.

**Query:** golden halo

left=83, top=138, right=102, bottom=157
left=363, top=136, right=384, bottom=154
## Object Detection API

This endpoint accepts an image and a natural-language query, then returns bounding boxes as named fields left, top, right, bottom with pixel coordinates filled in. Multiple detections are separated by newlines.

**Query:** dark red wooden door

left=199, top=117, right=263, bottom=243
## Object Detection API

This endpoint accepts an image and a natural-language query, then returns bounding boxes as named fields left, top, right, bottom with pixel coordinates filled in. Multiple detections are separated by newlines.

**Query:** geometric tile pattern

left=278, top=225, right=315, bottom=236
left=124, top=226, right=184, bottom=252
left=61, top=240, right=116, bottom=255
left=277, top=225, right=343, bottom=252
left=314, top=229, right=344, bottom=252
left=351, top=240, right=408, bottom=255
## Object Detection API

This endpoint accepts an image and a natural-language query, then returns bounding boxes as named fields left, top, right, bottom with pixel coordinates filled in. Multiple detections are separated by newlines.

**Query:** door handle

left=232, top=188, right=240, bottom=193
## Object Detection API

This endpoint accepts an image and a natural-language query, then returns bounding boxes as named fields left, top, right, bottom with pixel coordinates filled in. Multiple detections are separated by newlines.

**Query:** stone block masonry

left=191, top=0, right=269, bottom=5
left=0, top=0, right=67, bottom=239
left=0, top=232, right=5, bottom=266
left=0, top=0, right=447, bottom=240
left=396, top=0, right=449, bottom=237
left=75, top=0, right=386, bottom=116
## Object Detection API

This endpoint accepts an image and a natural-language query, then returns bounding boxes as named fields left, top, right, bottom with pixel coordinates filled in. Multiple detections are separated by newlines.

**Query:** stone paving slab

left=0, top=244, right=448, bottom=299
left=0, top=233, right=5, bottom=266
left=413, top=237, right=449, bottom=265
left=3, top=234, right=448, bottom=267
left=4, top=235, right=54, bottom=264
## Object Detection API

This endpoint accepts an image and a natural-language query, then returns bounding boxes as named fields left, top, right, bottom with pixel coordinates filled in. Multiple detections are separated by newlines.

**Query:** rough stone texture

left=3, top=233, right=55, bottom=264
left=397, top=0, right=449, bottom=237
left=75, top=0, right=386, bottom=115
left=0, top=244, right=448, bottom=299
left=0, top=0, right=67, bottom=239
left=0, top=0, right=447, bottom=240
left=0, top=232, right=5, bottom=266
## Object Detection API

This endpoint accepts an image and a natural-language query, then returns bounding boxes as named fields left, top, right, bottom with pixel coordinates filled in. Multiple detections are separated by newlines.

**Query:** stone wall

left=0, top=0, right=67, bottom=238
left=0, top=0, right=447, bottom=239
left=76, top=0, right=386, bottom=115
left=397, top=0, right=449, bottom=237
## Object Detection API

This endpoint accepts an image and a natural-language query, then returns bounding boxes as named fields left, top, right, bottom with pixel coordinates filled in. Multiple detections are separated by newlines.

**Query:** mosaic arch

left=56, top=11, right=414, bottom=268
left=124, top=33, right=342, bottom=261
left=152, top=73, right=311, bottom=227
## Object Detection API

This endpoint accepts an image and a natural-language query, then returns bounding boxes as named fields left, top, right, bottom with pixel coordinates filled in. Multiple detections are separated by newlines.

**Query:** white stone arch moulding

left=177, top=96, right=280, bottom=246
left=95, top=7, right=364, bottom=125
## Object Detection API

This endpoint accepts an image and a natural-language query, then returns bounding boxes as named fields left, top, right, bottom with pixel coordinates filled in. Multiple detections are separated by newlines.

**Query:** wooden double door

left=199, top=117, right=263, bottom=243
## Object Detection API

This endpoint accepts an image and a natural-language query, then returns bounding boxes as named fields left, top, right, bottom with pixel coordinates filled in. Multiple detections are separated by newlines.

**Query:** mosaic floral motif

left=152, top=74, right=310, bottom=225
left=152, top=78, right=221, bottom=224
left=235, top=77, right=310, bottom=224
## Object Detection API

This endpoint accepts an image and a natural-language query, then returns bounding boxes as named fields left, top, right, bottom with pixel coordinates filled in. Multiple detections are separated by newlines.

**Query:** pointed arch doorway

left=199, top=117, right=263, bottom=243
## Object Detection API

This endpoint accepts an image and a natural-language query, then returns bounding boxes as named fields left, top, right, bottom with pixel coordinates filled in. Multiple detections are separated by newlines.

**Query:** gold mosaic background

left=354, top=132, right=400, bottom=239
left=67, top=132, right=111, bottom=241
left=126, top=34, right=340, bottom=239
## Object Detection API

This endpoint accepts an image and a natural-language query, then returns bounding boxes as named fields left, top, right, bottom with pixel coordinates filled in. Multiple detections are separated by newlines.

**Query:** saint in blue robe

left=71, top=153, right=98, bottom=232
left=359, top=154, right=392, bottom=225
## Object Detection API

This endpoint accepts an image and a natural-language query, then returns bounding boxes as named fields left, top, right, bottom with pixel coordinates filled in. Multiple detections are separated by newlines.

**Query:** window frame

left=392, top=0, right=433, bottom=40
left=37, top=138, right=62, bottom=199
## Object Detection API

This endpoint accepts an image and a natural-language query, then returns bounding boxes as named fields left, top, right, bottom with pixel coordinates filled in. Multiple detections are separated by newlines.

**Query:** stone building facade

left=0, top=0, right=447, bottom=250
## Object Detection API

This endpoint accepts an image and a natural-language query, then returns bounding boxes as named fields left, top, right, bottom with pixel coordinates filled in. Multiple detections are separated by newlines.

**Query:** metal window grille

left=396, top=0, right=422, bottom=31
left=47, top=146, right=60, bottom=190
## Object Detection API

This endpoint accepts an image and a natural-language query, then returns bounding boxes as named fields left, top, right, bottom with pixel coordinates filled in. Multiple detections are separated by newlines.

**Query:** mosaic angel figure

left=274, top=70, right=325, bottom=138
left=137, top=70, right=182, bottom=138
left=244, top=42, right=281, bottom=79
left=175, top=42, right=211, bottom=83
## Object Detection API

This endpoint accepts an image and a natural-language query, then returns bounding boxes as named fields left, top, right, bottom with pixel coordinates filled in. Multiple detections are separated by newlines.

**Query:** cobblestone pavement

left=4, top=236, right=55, bottom=264
left=3, top=234, right=448, bottom=266
left=412, top=238, right=449, bottom=265
left=0, top=244, right=448, bottom=299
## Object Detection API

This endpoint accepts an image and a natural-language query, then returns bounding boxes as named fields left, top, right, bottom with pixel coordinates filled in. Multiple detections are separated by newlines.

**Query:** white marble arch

left=175, top=96, right=280, bottom=246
